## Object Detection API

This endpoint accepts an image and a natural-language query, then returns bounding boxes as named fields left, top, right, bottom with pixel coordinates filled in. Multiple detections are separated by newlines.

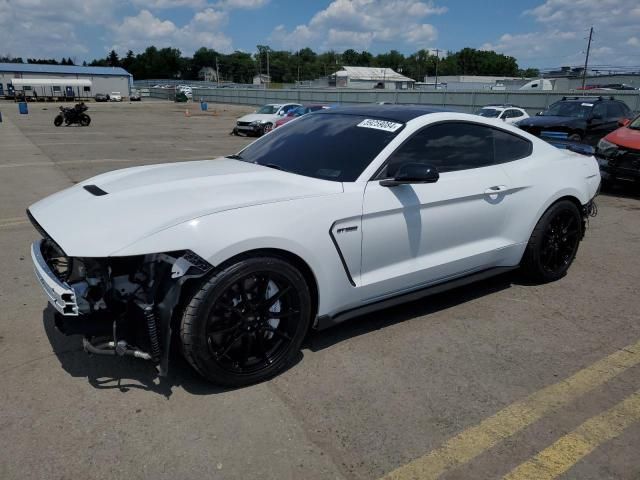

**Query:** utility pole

left=433, top=48, right=441, bottom=89
left=215, top=56, right=219, bottom=87
left=581, top=27, right=593, bottom=92
left=266, top=48, right=270, bottom=88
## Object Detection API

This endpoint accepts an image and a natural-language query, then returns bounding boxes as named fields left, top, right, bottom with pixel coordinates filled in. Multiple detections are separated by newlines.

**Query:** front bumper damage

left=29, top=228, right=213, bottom=376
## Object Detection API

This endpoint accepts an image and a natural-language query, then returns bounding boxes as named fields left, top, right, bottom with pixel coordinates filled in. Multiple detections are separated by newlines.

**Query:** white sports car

left=233, top=103, right=301, bottom=136
left=28, top=105, right=600, bottom=386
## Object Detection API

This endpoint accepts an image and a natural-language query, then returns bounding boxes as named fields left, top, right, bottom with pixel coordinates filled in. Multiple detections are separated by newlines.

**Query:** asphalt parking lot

left=1, top=99, right=639, bottom=480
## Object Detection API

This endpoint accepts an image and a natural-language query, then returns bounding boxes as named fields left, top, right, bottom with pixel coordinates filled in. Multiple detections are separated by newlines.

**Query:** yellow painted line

left=504, top=389, right=640, bottom=480
left=381, top=340, right=640, bottom=480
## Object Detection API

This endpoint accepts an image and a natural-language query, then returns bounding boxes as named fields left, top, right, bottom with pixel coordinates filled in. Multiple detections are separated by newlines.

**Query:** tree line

left=3, top=46, right=540, bottom=82
left=88, top=46, right=539, bottom=83
left=0, top=56, right=79, bottom=65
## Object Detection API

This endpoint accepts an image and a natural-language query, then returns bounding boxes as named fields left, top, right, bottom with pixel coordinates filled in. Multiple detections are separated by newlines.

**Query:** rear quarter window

left=493, top=128, right=533, bottom=163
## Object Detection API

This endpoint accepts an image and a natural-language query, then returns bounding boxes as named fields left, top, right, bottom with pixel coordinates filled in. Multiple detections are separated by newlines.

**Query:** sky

left=1, top=0, right=639, bottom=69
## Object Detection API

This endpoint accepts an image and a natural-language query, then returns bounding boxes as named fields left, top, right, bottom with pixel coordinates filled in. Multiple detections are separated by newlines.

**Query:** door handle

left=485, top=185, right=508, bottom=195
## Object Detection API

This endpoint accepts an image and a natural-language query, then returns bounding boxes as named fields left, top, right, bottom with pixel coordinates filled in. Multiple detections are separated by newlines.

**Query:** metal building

left=333, top=67, right=415, bottom=90
left=0, top=63, right=132, bottom=100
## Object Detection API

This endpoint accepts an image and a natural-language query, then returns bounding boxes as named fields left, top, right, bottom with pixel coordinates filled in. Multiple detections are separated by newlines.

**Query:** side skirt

left=314, top=266, right=517, bottom=330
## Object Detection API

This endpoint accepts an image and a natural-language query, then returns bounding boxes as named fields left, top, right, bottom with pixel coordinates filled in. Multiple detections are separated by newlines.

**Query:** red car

left=274, top=105, right=329, bottom=128
left=596, top=115, right=640, bottom=187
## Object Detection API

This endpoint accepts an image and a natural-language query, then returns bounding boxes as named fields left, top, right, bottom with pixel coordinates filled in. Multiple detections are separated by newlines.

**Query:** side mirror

left=277, top=111, right=285, bottom=116
left=619, top=118, right=631, bottom=127
left=536, top=111, right=543, bottom=116
left=380, top=163, right=439, bottom=187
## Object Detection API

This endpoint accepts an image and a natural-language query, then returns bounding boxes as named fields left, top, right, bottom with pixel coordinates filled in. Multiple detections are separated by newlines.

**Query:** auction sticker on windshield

left=357, top=119, right=403, bottom=132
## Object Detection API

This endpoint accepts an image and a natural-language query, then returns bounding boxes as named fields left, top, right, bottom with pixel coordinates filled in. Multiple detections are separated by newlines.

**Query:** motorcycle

left=54, top=102, right=91, bottom=127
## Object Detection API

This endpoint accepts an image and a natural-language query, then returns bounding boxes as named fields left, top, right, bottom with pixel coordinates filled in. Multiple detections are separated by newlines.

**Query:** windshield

left=257, top=105, right=278, bottom=114
left=629, top=115, right=640, bottom=130
left=543, top=101, right=593, bottom=118
left=289, top=107, right=307, bottom=117
left=234, top=113, right=404, bottom=182
left=479, top=108, right=501, bottom=118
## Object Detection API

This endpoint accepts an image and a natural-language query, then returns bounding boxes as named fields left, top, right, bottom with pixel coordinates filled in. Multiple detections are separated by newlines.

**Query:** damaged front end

left=30, top=222, right=212, bottom=376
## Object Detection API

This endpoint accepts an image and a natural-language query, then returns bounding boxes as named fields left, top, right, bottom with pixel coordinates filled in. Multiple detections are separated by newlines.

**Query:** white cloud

left=484, top=0, right=640, bottom=67
left=0, top=0, right=118, bottom=58
left=403, top=24, right=438, bottom=44
left=216, top=0, right=269, bottom=8
left=270, top=0, right=445, bottom=50
left=110, top=8, right=232, bottom=55
left=132, top=0, right=207, bottom=8
left=627, top=37, right=640, bottom=47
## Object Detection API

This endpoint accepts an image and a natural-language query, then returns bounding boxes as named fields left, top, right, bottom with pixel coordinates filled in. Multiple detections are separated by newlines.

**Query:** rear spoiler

left=540, top=131, right=595, bottom=156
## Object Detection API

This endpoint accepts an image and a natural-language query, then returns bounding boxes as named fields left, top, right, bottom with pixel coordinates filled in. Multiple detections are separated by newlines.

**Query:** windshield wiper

left=262, top=163, right=289, bottom=172
left=226, top=153, right=244, bottom=160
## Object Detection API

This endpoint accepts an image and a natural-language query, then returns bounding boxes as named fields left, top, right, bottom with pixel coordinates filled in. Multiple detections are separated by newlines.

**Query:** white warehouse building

left=334, top=66, right=415, bottom=90
left=0, top=63, right=132, bottom=100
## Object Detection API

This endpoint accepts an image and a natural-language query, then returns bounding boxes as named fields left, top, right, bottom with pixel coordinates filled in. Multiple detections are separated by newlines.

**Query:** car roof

left=557, top=96, right=616, bottom=103
left=482, top=105, right=522, bottom=109
left=316, top=104, right=450, bottom=122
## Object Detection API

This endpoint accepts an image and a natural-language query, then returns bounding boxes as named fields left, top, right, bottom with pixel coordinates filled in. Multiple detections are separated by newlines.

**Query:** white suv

left=477, top=105, right=529, bottom=124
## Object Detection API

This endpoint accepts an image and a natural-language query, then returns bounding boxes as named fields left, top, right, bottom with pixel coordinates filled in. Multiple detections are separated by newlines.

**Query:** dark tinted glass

left=236, top=114, right=404, bottom=182
left=494, top=128, right=532, bottom=163
left=382, top=122, right=531, bottom=177
left=592, top=103, right=607, bottom=118
left=607, top=102, right=627, bottom=118
left=383, top=123, right=494, bottom=176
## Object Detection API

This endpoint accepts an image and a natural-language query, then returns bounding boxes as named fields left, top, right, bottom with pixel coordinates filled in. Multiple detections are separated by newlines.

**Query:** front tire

left=521, top=200, right=582, bottom=282
left=80, top=114, right=91, bottom=126
left=180, top=256, right=312, bottom=386
left=261, top=123, right=273, bottom=135
left=53, top=115, right=63, bottom=127
left=568, top=132, right=582, bottom=142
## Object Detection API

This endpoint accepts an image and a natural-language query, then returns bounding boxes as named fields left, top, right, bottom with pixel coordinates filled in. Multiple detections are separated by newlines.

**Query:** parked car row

left=233, top=97, right=637, bottom=189
left=496, top=96, right=638, bottom=189
left=94, top=90, right=141, bottom=102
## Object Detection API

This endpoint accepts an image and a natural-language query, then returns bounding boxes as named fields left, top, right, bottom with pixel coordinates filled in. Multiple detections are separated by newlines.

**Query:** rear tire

left=521, top=200, right=582, bottom=283
left=568, top=133, right=582, bottom=142
left=180, top=256, right=312, bottom=386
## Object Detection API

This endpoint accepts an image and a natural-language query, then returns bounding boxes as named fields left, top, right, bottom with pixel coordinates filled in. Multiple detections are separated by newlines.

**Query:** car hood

left=604, top=126, right=640, bottom=150
left=237, top=113, right=278, bottom=123
left=29, top=158, right=343, bottom=257
left=517, top=116, right=584, bottom=128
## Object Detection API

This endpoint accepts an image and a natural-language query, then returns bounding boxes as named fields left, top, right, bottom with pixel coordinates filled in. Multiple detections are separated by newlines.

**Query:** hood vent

left=83, top=185, right=109, bottom=196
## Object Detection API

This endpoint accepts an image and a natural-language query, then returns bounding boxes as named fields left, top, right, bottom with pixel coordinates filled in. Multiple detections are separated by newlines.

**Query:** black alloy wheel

left=539, top=209, right=581, bottom=275
left=521, top=200, right=583, bottom=282
left=180, top=256, right=311, bottom=386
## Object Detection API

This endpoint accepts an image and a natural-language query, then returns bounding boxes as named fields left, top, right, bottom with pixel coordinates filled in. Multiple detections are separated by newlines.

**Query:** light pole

left=433, top=48, right=441, bottom=89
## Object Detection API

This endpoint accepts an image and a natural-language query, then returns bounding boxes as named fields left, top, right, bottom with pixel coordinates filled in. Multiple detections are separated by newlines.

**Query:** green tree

left=107, top=50, right=120, bottom=67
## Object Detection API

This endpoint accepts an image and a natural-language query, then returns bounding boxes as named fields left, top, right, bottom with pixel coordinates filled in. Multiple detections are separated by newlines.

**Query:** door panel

left=360, top=165, right=514, bottom=300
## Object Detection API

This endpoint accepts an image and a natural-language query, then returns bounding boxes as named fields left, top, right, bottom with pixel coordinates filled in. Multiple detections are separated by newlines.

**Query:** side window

left=281, top=105, right=296, bottom=114
left=592, top=103, right=606, bottom=118
left=509, top=109, right=524, bottom=118
left=607, top=102, right=625, bottom=118
left=382, top=122, right=495, bottom=176
left=493, top=129, right=532, bottom=163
